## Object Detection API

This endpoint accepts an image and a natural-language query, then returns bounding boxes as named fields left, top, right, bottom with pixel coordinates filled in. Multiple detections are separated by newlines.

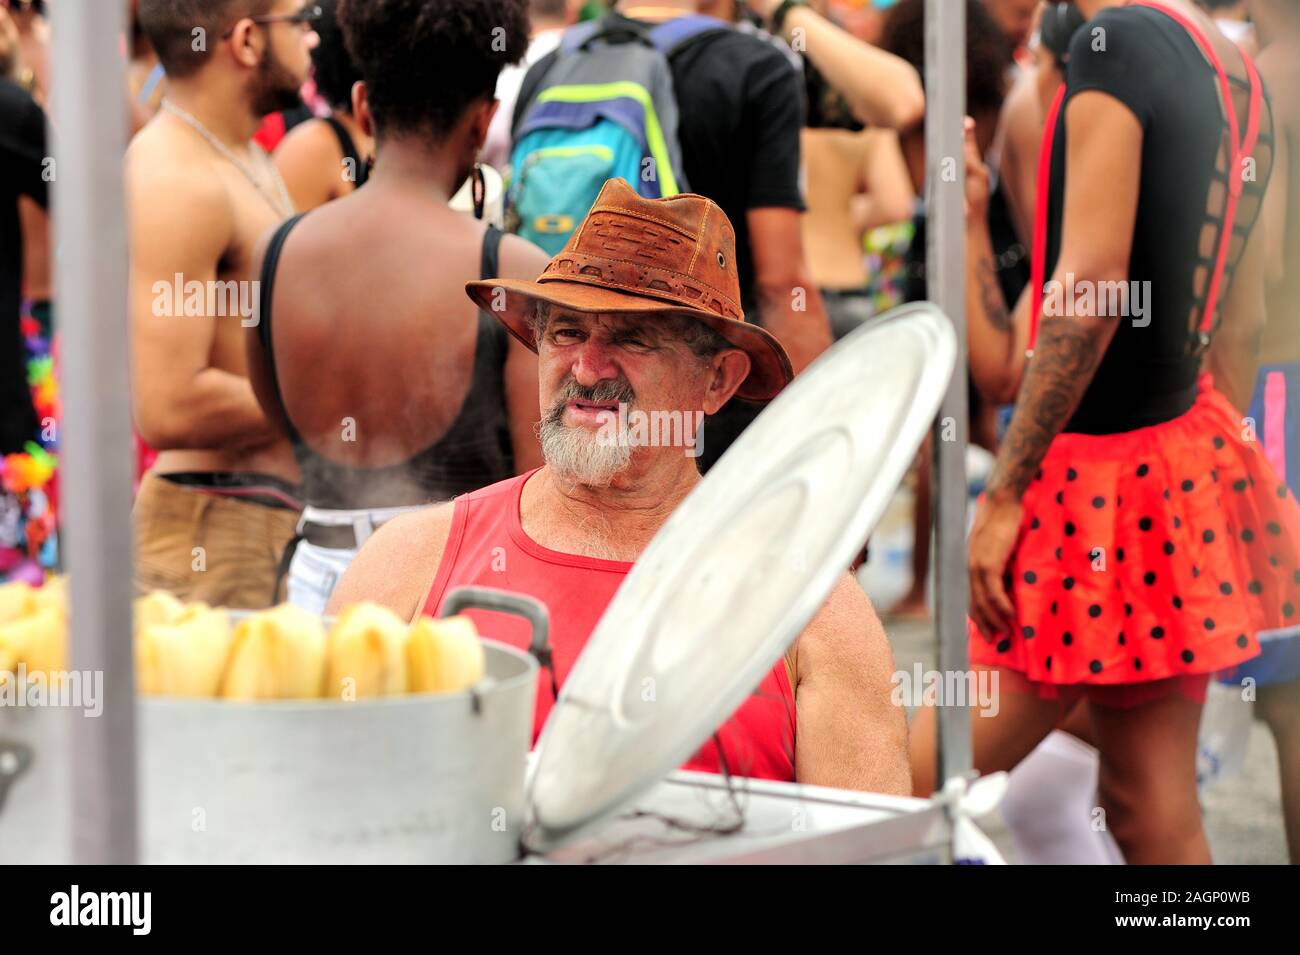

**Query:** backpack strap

left=560, top=18, right=605, bottom=54
left=563, top=13, right=654, bottom=54
left=1027, top=83, right=1066, bottom=358
left=647, top=14, right=731, bottom=58
left=511, top=46, right=561, bottom=141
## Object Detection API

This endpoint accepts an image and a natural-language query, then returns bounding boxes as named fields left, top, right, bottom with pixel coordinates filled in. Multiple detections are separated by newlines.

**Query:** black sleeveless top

left=323, top=116, right=369, bottom=189
left=257, top=219, right=516, bottom=509
left=1044, top=5, right=1273, bottom=434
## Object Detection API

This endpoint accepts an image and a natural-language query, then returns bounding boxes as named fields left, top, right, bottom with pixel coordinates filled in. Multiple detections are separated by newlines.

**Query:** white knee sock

left=999, top=730, right=1126, bottom=865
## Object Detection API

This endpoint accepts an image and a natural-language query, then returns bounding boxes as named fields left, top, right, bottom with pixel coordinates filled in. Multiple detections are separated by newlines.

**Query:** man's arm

left=987, top=90, right=1139, bottom=499
left=1258, top=70, right=1289, bottom=291
left=963, top=117, right=1031, bottom=404
left=993, top=63, right=1046, bottom=250
left=326, top=504, right=456, bottom=623
left=791, top=574, right=910, bottom=795
left=848, top=129, right=914, bottom=234
left=1205, top=204, right=1269, bottom=413
left=128, top=151, right=281, bottom=451
left=748, top=208, right=833, bottom=373
left=761, top=2, right=926, bottom=130
left=968, top=90, right=1138, bottom=637
left=740, top=46, right=832, bottom=373
left=273, top=121, right=340, bottom=213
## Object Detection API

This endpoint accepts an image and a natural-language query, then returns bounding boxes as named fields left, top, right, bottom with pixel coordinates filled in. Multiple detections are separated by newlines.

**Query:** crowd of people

left=2, top=0, right=1298, bottom=864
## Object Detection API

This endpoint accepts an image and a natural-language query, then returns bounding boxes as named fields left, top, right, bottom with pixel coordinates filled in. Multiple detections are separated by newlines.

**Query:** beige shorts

left=133, top=472, right=300, bottom=610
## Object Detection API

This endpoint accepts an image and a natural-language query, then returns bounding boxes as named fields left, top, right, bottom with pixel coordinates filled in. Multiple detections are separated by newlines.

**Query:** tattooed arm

left=966, top=216, right=1033, bottom=404
left=987, top=317, right=1116, bottom=497
left=968, top=89, right=1141, bottom=638
left=963, top=118, right=1032, bottom=404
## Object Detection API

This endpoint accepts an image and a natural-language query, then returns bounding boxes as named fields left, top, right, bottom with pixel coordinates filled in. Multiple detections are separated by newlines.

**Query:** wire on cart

left=574, top=733, right=748, bottom=864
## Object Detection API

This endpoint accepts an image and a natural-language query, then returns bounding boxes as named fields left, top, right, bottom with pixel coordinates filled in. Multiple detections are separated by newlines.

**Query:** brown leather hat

left=465, top=177, right=793, bottom=401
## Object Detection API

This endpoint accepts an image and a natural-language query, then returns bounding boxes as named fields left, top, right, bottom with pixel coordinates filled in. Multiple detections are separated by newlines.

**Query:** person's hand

left=963, top=116, right=990, bottom=224
left=968, top=487, right=1022, bottom=641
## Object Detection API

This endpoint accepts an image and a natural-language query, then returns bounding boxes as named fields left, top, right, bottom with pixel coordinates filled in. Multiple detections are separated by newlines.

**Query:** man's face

left=535, top=310, right=727, bottom=486
left=247, top=0, right=318, bottom=116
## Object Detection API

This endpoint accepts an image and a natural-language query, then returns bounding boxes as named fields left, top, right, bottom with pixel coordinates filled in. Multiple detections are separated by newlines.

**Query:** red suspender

left=1025, top=1, right=1264, bottom=355
left=1028, top=83, right=1067, bottom=357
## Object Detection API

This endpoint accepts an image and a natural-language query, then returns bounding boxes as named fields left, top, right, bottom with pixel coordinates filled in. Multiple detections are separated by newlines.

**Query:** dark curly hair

left=310, top=0, right=361, bottom=112
left=338, top=0, right=530, bottom=137
left=880, top=0, right=1011, bottom=121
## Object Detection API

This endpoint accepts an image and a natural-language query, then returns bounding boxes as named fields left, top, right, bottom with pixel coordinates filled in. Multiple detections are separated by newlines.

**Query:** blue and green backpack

left=505, top=14, right=729, bottom=254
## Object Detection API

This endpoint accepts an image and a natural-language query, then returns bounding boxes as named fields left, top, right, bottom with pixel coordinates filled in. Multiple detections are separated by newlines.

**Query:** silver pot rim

left=137, top=638, right=537, bottom=712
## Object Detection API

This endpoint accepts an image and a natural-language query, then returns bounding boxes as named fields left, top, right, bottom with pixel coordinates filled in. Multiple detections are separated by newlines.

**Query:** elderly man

left=329, top=178, right=909, bottom=794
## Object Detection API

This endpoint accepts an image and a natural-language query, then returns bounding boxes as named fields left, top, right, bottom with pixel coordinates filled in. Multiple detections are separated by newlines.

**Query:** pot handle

left=440, top=586, right=559, bottom=702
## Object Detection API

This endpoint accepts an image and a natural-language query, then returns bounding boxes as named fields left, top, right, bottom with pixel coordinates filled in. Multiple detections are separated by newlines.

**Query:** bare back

left=250, top=180, right=548, bottom=502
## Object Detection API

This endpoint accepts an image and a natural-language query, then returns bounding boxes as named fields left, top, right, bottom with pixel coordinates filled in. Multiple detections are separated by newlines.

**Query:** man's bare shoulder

left=497, top=232, right=551, bottom=281
left=791, top=573, right=885, bottom=681
left=126, top=118, right=229, bottom=208
left=327, top=502, right=458, bottom=621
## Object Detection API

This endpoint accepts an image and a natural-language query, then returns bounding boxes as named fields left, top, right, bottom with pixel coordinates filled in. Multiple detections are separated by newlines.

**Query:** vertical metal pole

left=924, top=0, right=972, bottom=790
left=52, top=0, right=138, bottom=863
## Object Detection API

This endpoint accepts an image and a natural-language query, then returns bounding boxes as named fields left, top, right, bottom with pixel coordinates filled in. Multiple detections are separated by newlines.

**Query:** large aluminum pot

left=0, top=586, right=545, bottom=864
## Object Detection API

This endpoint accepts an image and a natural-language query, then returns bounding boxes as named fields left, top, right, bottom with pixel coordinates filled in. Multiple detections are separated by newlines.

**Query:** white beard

left=539, top=416, right=633, bottom=487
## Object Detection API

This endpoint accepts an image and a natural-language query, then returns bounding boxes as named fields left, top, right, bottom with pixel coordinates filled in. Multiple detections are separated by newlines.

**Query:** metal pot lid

left=523, top=303, right=957, bottom=854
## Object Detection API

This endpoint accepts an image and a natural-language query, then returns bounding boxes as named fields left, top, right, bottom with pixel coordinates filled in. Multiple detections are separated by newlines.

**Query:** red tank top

left=423, top=469, right=797, bottom=781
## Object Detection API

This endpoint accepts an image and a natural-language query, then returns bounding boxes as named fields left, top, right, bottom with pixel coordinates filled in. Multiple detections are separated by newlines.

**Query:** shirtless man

left=128, top=0, right=319, bottom=608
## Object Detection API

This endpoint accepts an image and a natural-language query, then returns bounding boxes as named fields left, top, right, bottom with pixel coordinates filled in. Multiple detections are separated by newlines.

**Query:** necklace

left=161, top=98, right=295, bottom=218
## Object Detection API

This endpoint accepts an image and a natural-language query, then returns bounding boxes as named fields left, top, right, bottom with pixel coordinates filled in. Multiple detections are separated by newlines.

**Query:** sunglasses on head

left=222, top=3, right=322, bottom=40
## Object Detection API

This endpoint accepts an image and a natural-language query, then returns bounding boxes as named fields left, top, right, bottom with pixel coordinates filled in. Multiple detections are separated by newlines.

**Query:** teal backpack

left=505, top=14, right=729, bottom=254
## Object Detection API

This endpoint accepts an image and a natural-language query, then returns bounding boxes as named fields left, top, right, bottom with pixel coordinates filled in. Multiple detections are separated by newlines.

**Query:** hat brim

left=465, top=277, right=793, bottom=402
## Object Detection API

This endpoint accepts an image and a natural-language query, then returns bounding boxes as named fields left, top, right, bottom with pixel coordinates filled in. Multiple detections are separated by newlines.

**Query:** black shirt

left=0, top=80, right=48, bottom=455
left=666, top=24, right=806, bottom=311
left=1044, top=6, right=1273, bottom=433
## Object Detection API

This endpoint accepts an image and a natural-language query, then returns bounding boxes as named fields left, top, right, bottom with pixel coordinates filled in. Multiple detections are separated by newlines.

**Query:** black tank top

left=323, top=115, right=369, bottom=189
left=1043, top=4, right=1273, bottom=434
left=257, top=218, right=516, bottom=509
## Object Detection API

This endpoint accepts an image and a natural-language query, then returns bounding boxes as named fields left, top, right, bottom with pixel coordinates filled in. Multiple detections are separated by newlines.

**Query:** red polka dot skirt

left=970, top=375, right=1300, bottom=689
